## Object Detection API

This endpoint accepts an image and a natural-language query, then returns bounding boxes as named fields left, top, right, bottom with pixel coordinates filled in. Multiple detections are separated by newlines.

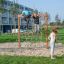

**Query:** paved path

left=0, top=42, right=64, bottom=57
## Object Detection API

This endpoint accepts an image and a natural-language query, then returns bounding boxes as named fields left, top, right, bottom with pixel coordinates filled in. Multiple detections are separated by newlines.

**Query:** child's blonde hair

left=52, top=26, right=57, bottom=33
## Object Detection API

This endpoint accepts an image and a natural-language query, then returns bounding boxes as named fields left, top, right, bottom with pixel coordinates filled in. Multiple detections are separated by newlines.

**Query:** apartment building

left=0, top=0, right=34, bottom=33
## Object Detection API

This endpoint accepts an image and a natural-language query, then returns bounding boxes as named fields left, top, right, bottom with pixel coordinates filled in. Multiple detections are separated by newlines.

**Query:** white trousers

left=49, top=41, right=55, bottom=57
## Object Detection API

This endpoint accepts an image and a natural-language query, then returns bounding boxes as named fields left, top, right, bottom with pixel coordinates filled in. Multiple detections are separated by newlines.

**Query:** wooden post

left=44, top=13, right=48, bottom=48
left=18, top=15, right=21, bottom=48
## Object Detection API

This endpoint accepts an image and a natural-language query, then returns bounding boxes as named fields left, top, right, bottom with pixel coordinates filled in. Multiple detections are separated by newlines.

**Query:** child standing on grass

left=48, top=28, right=57, bottom=59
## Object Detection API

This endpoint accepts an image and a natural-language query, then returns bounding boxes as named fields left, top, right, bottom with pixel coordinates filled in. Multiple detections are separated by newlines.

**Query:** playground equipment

left=18, top=14, right=22, bottom=48
left=44, top=13, right=49, bottom=48
left=17, top=12, right=49, bottom=48
left=18, top=10, right=32, bottom=48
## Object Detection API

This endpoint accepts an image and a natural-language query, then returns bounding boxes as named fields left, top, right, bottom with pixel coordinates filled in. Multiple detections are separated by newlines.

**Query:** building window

left=25, top=7, right=29, bottom=11
left=20, top=6, right=24, bottom=10
left=2, top=17, right=8, bottom=24
left=9, top=18, right=13, bottom=25
left=15, top=18, right=18, bottom=25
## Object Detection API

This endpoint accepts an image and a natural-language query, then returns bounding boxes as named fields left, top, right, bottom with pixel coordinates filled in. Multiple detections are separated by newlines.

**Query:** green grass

left=56, top=28, right=64, bottom=43
left=0, top=32, right=46, bottom=43
left=0, top=27, right=64, bottom=43
left=0, top=34, right=18, bottom=43
left=58, top=28, right=64, bottom=33
left=0, top=55, right=64, bottom=64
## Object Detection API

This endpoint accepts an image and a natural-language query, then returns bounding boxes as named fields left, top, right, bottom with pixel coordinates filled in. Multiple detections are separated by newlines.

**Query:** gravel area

left=0, top=42, right=64, bottom=57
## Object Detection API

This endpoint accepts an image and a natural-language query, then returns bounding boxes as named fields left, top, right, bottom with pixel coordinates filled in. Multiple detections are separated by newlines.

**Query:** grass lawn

left=0, top=27, right=64, bottom=43
left=0, top=55, right=64, bottom=64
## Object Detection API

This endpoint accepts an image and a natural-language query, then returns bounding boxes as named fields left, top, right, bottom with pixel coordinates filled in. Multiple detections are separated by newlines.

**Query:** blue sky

left=10, top=0, right=64, bottom=21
